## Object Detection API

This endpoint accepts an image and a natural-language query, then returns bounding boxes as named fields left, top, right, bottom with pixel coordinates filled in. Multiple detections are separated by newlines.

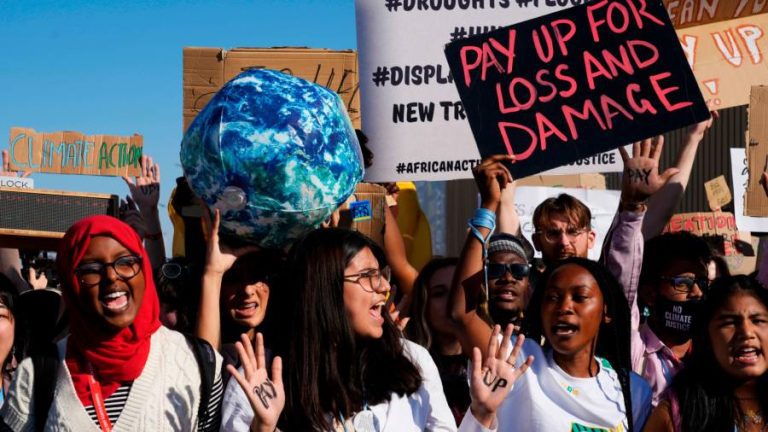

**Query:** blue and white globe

left=181, top=69, right=363, bottom=248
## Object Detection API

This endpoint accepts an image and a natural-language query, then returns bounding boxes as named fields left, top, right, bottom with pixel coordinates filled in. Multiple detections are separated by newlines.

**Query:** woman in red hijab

left=0, top=215, right=223, bottom=431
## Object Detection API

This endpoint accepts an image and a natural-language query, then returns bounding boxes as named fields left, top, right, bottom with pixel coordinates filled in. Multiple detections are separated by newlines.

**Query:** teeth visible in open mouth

left=101, top=291, right=128, bottom=311
left=553, top=324, right=577, bottom=335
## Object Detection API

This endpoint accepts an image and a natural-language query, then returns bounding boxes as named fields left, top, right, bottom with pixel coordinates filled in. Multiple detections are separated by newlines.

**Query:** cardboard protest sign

left=183, top=47, right=360, bottom=132
left=355, top=0, right=578, bottom=181
left=0, top=176, right=34, bottom=190
left=704, top=175, right=732, bottom=210
left=729, top=147, right=767, bottom=233
left=663, top=211, right=758, bottom=274
left=664, top=0, right=768, bottom=29
left=8, top=128, right=142, bottom=177
left=444, top=0, right=710, bottom=178
left=746, top=86, right=768, bottom=216
left=336, top=183, right=388, bottom=248
left=677, top=14, right=768, bottom=109
left=515, top=186, right=621, bottom=261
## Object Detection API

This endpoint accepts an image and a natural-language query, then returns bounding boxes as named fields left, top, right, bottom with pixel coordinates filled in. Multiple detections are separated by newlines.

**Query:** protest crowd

left=2, top=2, right=768, bottom=432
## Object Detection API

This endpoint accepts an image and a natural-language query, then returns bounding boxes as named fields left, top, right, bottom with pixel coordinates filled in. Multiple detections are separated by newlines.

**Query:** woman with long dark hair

left=644, top=275, right=768, bottom=431
left=222, top=228, right=457, bottom=431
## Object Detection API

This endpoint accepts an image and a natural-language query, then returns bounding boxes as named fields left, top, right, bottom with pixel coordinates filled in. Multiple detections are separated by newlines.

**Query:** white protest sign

left=730, top=148, right=768, bottom=233
left=515, top=186, right=621, bottom=261
left=355, top=0, right=578, bottom=181
left=0, top=176, right=34, bottom=189
left=542, top=146, right=631, bottom=175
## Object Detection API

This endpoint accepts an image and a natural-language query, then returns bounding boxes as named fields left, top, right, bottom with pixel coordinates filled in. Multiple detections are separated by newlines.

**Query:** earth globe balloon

left=181, top=69, right=363, bottom=248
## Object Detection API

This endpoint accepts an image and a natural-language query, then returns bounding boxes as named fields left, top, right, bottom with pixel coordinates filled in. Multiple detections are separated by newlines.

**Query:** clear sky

left=0, top=0, right=357, bottom=250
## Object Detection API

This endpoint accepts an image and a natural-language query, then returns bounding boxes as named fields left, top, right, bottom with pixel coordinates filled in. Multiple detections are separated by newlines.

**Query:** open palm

left=469, top=325, right=533, bottom=427
left=227, top=333, right=284, bottom=432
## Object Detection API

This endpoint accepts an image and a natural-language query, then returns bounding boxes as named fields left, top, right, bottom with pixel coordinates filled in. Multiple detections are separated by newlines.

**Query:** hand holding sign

left=472, top=155, right=515, bottom=211
left=227, top=333, right=284, bottom=432
left=469, top=324, right=533, bottom=428
left=619, top=136, right=679, bottom=206
left=1, top=150, right=31, bottom=178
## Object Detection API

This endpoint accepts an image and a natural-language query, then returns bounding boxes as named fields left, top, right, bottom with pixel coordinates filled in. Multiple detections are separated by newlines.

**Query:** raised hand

left=27, top=267, right=48, bottom=290
left=1, top=150, right=31, bottom=178
left=227, top=333, right=284, bottom=432
left=619, top=136, right=680, bottom=205
left=472, top=155, right=515, bottom=210
left=204, top=209, right=260, bottom=276
left=122, top=155, right=160, bottom=211
left=469, top=324, right=533, bottom=428
left=689, top=111, right=717, bottom=137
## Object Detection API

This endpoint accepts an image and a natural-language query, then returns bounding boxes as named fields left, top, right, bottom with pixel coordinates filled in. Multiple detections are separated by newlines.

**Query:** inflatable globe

left=181, top=69, right=363, bottom=248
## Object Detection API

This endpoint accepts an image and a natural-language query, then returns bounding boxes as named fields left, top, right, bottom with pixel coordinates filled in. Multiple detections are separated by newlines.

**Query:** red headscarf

left=57, top=215, right=161, bottom=405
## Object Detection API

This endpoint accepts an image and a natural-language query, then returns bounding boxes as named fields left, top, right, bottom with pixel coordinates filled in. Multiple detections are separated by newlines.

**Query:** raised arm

left=496, top=180, right=520, bottom=235
left=122, top=155, right=165, bottom=271
left=449, top=156, right=513, bottom=357
left=383, top=204, right=419, bottom=297
left=642, top=113, right=715, bottom=238
left=601, top=137, right=680, bottom=371
left=196, top=209, right=259, bottom=350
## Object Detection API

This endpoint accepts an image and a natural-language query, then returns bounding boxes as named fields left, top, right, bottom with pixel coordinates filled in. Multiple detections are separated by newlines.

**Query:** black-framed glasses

left=486, top=263, right=530, bottom=280
left=75, top=255, right=142, bottom=285
left=344, top=267, right=391, bottom=293
left=660, top=276, right=709, bottom=294
left=534, top=227, right=588, bottom=243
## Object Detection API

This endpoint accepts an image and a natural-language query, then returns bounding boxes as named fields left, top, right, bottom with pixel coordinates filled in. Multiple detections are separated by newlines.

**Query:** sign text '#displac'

left=444, top=0, right=710, bottom=178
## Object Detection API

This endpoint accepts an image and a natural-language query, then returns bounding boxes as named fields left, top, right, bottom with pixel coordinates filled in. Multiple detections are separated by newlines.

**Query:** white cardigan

left=222, top=339, right=458, bottom=431
left=1, top=326, right=222, bottom=432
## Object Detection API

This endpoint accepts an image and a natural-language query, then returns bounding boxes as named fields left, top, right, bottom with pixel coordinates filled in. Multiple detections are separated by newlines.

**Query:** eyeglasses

left=343, top=267, right=391, bottom=293
left=75, top=255, right=142, bottom=285
left=659, top=276, right=709, bottom=294
left=486, top=263, right=530, bottom=280
left=534, top=227, right=588, bottom=243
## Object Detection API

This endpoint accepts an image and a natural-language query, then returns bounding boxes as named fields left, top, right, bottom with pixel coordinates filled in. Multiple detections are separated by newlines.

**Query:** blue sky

left=0, top=0, right=356, bottom=250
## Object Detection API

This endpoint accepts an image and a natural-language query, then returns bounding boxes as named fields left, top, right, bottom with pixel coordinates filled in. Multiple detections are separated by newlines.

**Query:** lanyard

left=87, top=366, right=113, bottom=432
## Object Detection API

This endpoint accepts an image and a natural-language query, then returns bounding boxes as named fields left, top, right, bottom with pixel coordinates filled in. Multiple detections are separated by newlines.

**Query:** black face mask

left=654, top=297, right=702, bottom=341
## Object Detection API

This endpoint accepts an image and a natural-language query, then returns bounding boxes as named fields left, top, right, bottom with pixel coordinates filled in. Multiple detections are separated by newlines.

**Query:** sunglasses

left=659, top=276, right=709, bottom=294
left=486, top=263, right=530, bottom=280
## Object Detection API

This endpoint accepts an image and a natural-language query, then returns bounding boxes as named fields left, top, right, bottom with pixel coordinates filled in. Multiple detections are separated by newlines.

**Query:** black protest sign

left=444, top=0, right=710, bottom=178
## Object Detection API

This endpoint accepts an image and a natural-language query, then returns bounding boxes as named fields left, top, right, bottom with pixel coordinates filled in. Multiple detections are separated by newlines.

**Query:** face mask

left=654, top=297, right=702, bottom=340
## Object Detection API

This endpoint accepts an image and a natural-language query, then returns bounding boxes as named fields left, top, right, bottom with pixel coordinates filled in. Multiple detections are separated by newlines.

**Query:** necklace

left=741, top=409, right=768, bottom=432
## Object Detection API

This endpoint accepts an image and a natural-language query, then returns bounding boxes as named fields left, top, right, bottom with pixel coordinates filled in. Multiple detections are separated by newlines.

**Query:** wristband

left=467, top=208, right=496, bottom=303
